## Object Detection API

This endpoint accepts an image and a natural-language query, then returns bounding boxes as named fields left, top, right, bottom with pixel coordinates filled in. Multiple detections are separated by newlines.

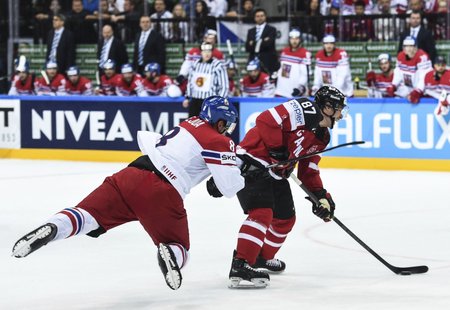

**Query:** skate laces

left=265, top=258, right=282, bottom=268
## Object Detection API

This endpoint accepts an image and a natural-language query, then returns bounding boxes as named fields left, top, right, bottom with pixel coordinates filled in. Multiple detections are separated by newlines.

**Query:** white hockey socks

left=167, top=243, right=189, bottom=269
left=47, top=207, right=100, bottom=241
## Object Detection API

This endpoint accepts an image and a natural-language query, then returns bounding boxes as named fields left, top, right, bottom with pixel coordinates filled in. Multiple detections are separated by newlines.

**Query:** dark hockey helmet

left=314, top=85, right=348, bottom=114
left=199, top=96, right=238, bottom=135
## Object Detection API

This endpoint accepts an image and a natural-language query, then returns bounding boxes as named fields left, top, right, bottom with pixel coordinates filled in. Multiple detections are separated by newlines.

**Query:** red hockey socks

left=260, top=216, right=296, bottom=260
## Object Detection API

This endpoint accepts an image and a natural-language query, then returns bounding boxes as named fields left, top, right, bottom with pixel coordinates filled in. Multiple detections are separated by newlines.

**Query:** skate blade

left=254, top=268, right=285, bottom=274
left=228, top=277, right=269, bottom=289
left=12, top=226, right=52, bottom=258
left=158, top=244, right=182, bottom=290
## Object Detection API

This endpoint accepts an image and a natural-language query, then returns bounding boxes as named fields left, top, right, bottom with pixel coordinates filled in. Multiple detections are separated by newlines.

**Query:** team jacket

left=142, top=74, right=173, bottom=96
left=137, top=116, right=245, bottom=199
left=178, top=47, right=224, bottom=77
left=392, top=49, right=432, bottom=92
left=65, top=76, right=93, bottom=95
left=368, top=71, right=394, bottom=98
left=276, top=46, right=311, bottom=97
left=237, top=98, right=328, bottom=191
left=34, top=74, right=67, bottom=96
left=115, top=74, right=147, bottom=97
left=8, top=74, right=35, bottom=95
left=99, top=74, right=121, bottom=96
left=313, top=48, right=353, bottom=97
left=240, top=72, right=275, bottom=97
left=424, top=69, right=450, bottom=96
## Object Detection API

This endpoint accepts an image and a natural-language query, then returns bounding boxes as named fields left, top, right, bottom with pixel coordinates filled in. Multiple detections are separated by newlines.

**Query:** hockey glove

left=206, top=177, right=223, bottom=198
left=409, top=89, right=422, bottom=104
left=269, top=147, right=295, bottom=179
left=175, top=75, right=186, bottom=85
left=291, top=85, right=306, bottom=97
left=365, top=71, right=376, bottom=87
left=386, top=85, right=396, bottom=97
left=435, top=91, right=449, bottom=116
left=306, top=189, right=335, bottom=222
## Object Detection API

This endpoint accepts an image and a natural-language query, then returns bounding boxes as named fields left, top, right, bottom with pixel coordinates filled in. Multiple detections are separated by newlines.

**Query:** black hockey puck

left=399, top=271, right=412, bottom=275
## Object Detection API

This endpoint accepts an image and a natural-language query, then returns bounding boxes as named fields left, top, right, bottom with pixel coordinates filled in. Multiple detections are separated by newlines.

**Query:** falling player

left=12, top=96, right=245, bottom=291
left=206, top=86, right=348, bottom=288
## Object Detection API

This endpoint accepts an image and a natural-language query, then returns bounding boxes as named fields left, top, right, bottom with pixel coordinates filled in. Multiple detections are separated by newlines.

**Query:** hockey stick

left=267, top=141, right=365, bottom=169
left=41, top=70, right=50, bottom=85
left=290, top=173, right=429, bottom=275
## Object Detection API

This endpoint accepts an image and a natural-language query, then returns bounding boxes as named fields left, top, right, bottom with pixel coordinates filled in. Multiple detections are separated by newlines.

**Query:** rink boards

left=1, top=96, right=449, bottom=171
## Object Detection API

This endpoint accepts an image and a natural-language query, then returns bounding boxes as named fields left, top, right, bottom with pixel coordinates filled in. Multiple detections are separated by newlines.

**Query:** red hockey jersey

left=8, top=74, right=35, bottom=95
left=66, top=76, right=93, bottom=95
left=240, top=72, right=275, bottom=97
left=142, top=74, right=173, bottom=96
left=34, top=74, right=67, bottom=95
left=99, top=74, right=121, bottom=96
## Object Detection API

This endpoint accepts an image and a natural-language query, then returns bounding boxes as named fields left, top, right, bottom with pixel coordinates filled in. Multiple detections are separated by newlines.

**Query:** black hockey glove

left=206, top=177, right=223, bottom=198
left=238, top=154, right=270, bottom=182
left=291, top=85, right=306, bottom=97
left=305, top=189, right=335, bottom=222
left=269, top=147, right=295, bottom=179
left=175, top=75, right=186, bottom=85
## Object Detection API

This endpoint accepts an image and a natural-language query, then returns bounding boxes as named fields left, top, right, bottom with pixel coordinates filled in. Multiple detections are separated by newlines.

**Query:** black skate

left=12, top=223, right=57, bottom=258
left=157, top=243, right=182, bottom=290
left=229, top=257, right=270, bottom=289
left=252, top=256, right=286, bottom=273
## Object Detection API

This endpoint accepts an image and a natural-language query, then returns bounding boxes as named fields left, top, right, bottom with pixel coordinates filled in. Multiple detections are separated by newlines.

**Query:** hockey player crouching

left=12, top=96, right=245, bottom=291
left=206, top=86, right=348, bottom=288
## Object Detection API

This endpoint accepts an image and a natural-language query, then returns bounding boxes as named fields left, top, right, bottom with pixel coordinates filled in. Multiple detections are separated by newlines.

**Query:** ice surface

left=1, top=159, right=449, bottom=310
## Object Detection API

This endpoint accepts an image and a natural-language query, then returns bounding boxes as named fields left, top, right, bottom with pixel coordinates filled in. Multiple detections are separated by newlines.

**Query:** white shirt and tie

left=410, top=26, right=420, bottom=39
left=138, top=29, right=151, bottom=66
left=100, top=36, right=114, bottom=68
left=255, top=23, right=266, bottom=54
left=49, top=28, right=64, bottom=61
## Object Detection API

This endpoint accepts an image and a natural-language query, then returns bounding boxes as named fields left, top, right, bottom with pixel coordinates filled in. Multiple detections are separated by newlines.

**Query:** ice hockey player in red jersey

left=240, top=58, right=275, bottom=97
left=115, top=63, right=147, bottom=96
left=275, top=28, right=311, bottom=98
left=213, top=85, right=348, bottom=288
left=8, top=56, right=35, bottom=95
left=12, top=96, right=245, bottom=291
left=366, top=53, right=394, bottom=98
left=96, top=59, right=121, bottom=96
left=65, top=66, right=93, bottom=95
left=142, top=62, right=174, bottom=96
left=423, top=55, right=450, bottom=115
left=34, top=61, right=67, bottom=96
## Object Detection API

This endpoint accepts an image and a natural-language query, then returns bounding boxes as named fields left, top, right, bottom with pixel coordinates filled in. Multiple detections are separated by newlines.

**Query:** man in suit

left=97, top=24, right=129, bottom=71
left=45, top=14, right=76, bottom=74
left=133, top=15, right=166, bottom=75
left=245, top=8, right=279, bottom=76
left=398, top=10, right=437, bottom=64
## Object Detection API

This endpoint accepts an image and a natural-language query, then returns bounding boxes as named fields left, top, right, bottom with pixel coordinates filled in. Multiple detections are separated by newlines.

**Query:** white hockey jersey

left=313, top=48, right=353, bottom=97
left=275, top=46, right=311, bottom=97
left=137, top=116, right=244, bottom=199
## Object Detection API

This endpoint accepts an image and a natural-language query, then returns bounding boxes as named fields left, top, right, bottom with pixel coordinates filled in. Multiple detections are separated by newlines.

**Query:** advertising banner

left=0, top=99, right=21, bottom=149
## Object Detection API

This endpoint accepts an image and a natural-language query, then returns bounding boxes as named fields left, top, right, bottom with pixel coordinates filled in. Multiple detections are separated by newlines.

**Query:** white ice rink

left=1, top=159, right=449, bottom=310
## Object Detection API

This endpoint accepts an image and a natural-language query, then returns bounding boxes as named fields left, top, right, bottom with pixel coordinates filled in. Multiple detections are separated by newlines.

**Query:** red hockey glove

left=269, top=147, right=295, bottom=179
left=366, top=71, right=376, bottom=87
left=305, top=189, right=335, bottom=222
left=386, top=85, right=396, bottom=97
left=409, top=89, right=423, bottom=104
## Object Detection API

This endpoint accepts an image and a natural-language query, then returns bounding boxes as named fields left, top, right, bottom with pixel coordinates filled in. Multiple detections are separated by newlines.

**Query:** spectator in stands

left=226, top=0, right=255, bottom=19
left=341, top=0, right=372, bottom=15
left=66, top=0, right=97, bottom=44
left=373, top=0, right=406, bottom=42
left=85, top=0, right=112, bottom=27
left=432, top=0, right=448, bottom=40
left=245, top=8, right=279, bottom=76
left=366, top=53, right=394, bottom=98
left=150, top=0, right=173, bottom=42
left=398, top=10, right=437, bottom=64
left=194, top=1, right=216, bottom=43
left=65, top=66, right=93, bottom=95
left=34, top=61, right=67, bottom=96
left=115, top=63, right=147, bottom=96
left=387, top=36, right=432, bottom=103
left=33, top=0, right=62, bottom=44
left=205, top=0, right=228, bottom=17
left=424, top=56, right=450, bottom=99
left=97, top=24, right=129, bottom=71
left=275, top=29, right=311, bottom=98
left=110, top=0, right=140, bottom=43
left=96, top=59, right=121, bottom=95
left=45, top=14, right=75, bottom=74
left=347, top=0, right=374, bottom=41
left=142, top=62, right=174, bottom=96
left=172, top=4, right=189, bottom=43
left=133, top=15, right=166, bottom=75
left=226, top=60, right=241, bottom=97
left=182, top=42, right=228, bottom=117
left=240, top=58, right=275, bottom=97
left=312, top=34, right=353, bottom=97
left=323, top=0, right=340, bottom=37
left=297, top=0, right=323, bottom=43
left=8, top=57, right=35, bottom=95
left=83, top=0, right=100, bottom=13
left=177, top=29, right=224, bottom=89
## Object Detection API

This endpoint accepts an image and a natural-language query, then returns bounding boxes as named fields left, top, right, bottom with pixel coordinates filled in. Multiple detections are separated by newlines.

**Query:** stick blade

left=394, top=265, right=428, bottom=275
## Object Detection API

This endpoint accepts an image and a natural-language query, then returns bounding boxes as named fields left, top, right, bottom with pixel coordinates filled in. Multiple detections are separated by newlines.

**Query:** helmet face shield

left=225, top=121, right=237, bottom=135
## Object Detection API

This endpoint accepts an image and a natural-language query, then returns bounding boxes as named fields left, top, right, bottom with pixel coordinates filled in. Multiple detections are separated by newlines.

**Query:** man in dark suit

left=245, top=8, right=279, bottom=76
left=97, top=24, right=129, bottom=71
left=45, top=14, right=76, bottom=74
left=398, top=10, right=436, bottom=64
left=133, top=15, right=166, bottom=75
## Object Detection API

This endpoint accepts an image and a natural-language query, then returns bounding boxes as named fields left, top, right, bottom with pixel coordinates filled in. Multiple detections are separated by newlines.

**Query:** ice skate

left=157, top=243, right=182, bottom=290
left=252, top=256, right=286, bottom=273
left=12, top=223, right=57, bottom=258
left=229, top=257, right=270, bottom=289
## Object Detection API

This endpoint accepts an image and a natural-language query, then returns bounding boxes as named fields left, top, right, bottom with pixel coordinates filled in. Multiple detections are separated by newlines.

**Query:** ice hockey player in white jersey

left=12, top=96, right=244, bottom=291
left=312, top=34, right=353, bottom=97
left=275, top=28, right=312, bottom=98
